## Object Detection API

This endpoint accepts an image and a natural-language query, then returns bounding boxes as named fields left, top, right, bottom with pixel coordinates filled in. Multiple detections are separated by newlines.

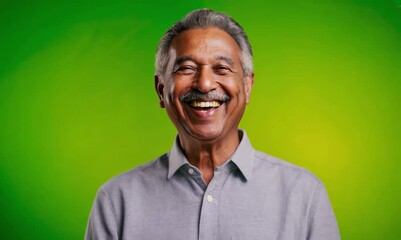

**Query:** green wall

left=1, top=0, right=400, bottom=239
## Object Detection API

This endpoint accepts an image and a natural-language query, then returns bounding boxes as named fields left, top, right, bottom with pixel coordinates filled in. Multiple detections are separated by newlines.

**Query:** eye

left=214, top=65, right=232, bottom=75
left=174, top=66, right=197, bottom=75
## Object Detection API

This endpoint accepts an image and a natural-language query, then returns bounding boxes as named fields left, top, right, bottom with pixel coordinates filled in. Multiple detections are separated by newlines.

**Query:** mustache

left=179, top=90, right=230, bottom=103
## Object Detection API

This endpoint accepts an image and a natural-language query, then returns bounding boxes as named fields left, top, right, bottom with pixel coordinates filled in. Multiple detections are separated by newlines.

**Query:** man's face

left=156, top=27, right=253, bottom=142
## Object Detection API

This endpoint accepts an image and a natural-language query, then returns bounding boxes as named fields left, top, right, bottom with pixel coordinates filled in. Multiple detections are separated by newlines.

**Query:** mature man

left=85, top=9, right=340, bottom=240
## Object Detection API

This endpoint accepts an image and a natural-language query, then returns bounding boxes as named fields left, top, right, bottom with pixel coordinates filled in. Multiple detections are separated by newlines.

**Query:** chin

left=184, top=125, right=225, bottom=142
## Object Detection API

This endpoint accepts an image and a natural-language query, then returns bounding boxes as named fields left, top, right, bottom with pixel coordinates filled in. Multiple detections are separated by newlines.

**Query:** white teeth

left=190, top=101, right=221, bottom=108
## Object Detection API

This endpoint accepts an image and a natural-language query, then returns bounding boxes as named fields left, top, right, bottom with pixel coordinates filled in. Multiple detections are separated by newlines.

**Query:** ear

left=245, top=73, right=254, bottom=104
left=155, top=75, right=165, bottom=108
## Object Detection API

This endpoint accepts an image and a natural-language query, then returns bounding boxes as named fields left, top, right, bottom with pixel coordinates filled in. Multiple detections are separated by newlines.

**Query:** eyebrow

left=174, top=56, right=194, bottom=67
left=173, top=55, right=235, bottom=70
left=216, top=55, right=234, bottom=66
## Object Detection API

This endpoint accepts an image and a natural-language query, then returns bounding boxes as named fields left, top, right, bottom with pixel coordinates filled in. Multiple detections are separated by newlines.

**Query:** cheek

left=219, top=79, right=246, bottom=98
left=164, top=80, right=189, bottom=110
left=164, top=80, right=179, bottom=97
left=171, top=78, right=194, bottom=98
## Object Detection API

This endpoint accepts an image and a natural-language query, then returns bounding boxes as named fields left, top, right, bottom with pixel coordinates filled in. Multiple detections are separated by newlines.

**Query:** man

left=85, top=9, right=340, bottom=240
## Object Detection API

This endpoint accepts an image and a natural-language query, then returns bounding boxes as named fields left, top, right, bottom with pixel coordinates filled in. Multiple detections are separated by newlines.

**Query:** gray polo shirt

left=85, top=130, right=340, bottom=240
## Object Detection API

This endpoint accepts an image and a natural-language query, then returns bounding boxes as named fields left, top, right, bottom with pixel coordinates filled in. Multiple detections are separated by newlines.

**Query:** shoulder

left=253, top=150, right=323, bottom=191
left=252, top=151, right=340, bottom=238
left=100, top=154, right=168, bottom=195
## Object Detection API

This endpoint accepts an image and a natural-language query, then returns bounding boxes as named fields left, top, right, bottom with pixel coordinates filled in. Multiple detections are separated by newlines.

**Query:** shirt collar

left=230, top=130, right=255, bottom=181
left=167, top=129, right=255, bottom=181
left=167, top=136, right=188, bottom=179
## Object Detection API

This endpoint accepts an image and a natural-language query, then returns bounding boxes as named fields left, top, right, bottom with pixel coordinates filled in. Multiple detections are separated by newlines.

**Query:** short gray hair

left=155, top=9, right=253, bottom=80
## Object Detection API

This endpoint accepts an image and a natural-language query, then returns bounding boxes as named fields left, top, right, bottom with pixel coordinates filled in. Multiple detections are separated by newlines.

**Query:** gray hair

left=155, top=9, right=253, bottom=80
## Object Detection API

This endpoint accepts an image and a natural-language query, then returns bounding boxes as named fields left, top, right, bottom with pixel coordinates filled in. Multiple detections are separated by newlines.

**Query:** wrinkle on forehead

left=170, top=28, right=241, bottom=58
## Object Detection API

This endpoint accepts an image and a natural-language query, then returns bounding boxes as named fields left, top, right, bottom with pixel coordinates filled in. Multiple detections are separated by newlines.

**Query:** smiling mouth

left=189, top=100, right=222, bottom=109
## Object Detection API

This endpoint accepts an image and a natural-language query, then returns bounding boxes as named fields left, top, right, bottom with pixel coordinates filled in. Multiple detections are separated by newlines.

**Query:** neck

left=179, top=130, right=240, bottom=185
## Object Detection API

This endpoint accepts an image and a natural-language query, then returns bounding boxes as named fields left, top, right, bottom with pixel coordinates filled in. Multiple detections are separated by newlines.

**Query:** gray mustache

left=179, top=90, right=230, bottom=103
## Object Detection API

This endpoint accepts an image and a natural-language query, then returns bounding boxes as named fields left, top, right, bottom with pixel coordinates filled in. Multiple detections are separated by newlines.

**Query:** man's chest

left=118, top=177, right=308, bottom=240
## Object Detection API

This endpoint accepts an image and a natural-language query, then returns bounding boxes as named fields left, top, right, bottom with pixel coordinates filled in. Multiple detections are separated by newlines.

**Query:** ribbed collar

left=167, top=130, right=255, bottom=181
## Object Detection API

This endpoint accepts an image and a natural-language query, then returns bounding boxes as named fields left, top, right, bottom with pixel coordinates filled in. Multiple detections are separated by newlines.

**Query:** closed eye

left=174, top=66, right=197, bottom=75
left=214, top=65, right=232, bottom=75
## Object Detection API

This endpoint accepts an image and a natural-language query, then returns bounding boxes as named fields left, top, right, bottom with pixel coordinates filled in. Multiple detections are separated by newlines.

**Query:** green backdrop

left=1, top=0, right=400, bottom=239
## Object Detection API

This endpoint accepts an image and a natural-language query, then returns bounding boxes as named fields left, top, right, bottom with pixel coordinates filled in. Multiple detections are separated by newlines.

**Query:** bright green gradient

left=0, top=1, right=400, bottom=239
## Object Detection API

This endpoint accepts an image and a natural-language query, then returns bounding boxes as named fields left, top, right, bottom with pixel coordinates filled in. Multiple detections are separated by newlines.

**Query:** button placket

left=199, top=168, right=230, bottom=240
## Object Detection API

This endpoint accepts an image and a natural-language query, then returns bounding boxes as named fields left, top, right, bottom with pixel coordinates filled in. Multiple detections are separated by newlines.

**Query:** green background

left=1, top=0, right=400, bottom=239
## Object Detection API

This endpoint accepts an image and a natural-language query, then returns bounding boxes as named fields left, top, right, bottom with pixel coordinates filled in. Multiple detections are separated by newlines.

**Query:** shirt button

left=188, top=168, right=194, bottom=175
left=207, top=195, right=213, bottom=202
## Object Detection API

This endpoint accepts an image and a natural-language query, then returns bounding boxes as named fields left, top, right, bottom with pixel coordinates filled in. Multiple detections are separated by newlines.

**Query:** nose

left=193, top=67, right=218, bottom=93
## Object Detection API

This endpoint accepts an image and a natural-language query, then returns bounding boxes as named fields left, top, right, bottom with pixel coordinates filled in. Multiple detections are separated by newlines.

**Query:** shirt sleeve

left=85, top=187, right=119, bottom=240
left=306, top=183, right=341, bottom=240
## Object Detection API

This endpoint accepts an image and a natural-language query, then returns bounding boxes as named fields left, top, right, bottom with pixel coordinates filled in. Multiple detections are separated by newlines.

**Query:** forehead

left=169, top=27, right=242, bottom=62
